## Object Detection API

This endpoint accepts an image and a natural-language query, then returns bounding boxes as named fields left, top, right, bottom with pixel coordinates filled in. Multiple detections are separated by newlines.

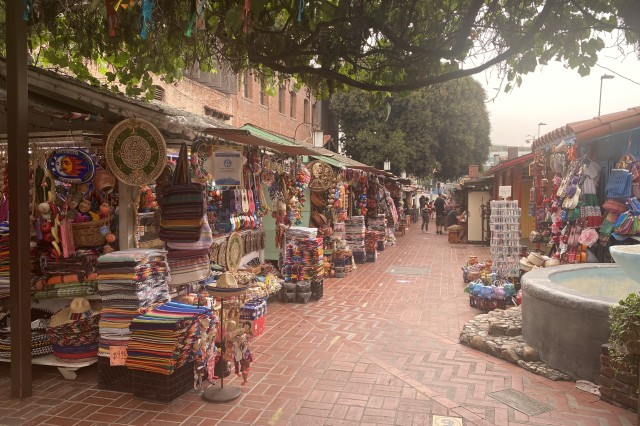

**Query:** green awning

left=311, top=155, right=344, bottom=168
left=240, top=124, right=297, bottom=146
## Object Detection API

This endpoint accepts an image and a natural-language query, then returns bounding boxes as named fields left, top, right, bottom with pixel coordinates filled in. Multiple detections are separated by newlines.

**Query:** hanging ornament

left=185, top=0, right=197, bottom=37
left=139, top=0, right=157, bottom=39
left=297, top=0, right=304, bottom=22
left=22, top=0, right=33, bottom=21
left=242, top=0, right=251, bottom=33
left=196, top=0, right=207, bottom=30
left=105, top=0, right=118, bottom=37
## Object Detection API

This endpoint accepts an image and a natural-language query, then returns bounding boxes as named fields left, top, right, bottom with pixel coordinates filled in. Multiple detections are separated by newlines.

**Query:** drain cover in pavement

left=386, top=266, right=429, bottom=275
left=489, top=389, right=554, bottom=416
left=432, top=415, right=463, bottom=426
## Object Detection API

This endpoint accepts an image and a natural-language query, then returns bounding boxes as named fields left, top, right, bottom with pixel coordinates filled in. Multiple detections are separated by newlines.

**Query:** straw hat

left=527, top=252, right=546, bottom=267
left=49, top=298, right=95, bottom=328
left=217, top=271, right=238, bottom=289
left=519, top=257, right=536, bottom=272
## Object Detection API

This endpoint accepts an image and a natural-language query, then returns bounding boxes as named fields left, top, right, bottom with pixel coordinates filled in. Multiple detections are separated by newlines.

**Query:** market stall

left=529, top=107, right=640, bottom=267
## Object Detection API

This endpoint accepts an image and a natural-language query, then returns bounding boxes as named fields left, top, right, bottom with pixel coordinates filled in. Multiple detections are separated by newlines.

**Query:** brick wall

left=152, top=71, right=318, bottom=143
left=600, top=343, right=638, bottom=412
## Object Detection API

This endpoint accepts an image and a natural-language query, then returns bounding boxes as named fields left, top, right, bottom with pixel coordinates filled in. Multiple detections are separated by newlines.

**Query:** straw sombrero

left=49, top=297, right=98, bottom=328
left=106, top=118, right=167, bottom=186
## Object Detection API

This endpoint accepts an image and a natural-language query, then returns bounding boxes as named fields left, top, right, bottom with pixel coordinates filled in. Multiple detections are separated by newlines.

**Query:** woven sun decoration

left=105, top=118, right=167, bottom=186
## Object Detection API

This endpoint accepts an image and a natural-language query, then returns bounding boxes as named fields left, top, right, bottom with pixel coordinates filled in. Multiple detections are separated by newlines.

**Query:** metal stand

left=202, top=295, right=241, bottom=403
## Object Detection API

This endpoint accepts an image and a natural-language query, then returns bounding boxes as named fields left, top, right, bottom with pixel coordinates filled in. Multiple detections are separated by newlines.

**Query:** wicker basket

left=72, top=216, right=113, bottom=247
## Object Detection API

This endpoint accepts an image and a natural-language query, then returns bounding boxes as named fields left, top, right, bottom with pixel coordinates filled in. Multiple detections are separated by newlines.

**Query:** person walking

left=434, top=195, right=446, bottom=235
left=420, top=203, right=430, bottom=232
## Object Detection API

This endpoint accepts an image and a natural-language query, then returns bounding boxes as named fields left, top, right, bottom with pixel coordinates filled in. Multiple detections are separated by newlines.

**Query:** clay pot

left=93, top=169, right=117, bottom=194
left=78, top=199, right=92, bottom=213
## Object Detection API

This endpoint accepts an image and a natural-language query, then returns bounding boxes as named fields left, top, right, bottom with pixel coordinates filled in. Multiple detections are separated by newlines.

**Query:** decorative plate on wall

left=106, top=118, right=167, bottom=186
left=307, top=160, right=335, bottom=191
left=46, top=149, right=95, bottom=184
left=226, top=232, right=243, bottom=273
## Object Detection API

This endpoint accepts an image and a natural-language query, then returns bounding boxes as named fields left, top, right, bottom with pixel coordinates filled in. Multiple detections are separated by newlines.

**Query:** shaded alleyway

left=0, top=225, right=635, bottom=425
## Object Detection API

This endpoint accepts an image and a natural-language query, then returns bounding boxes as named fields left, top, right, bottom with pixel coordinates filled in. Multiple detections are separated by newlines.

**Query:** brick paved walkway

left=0, top=225, right=636, bottom=425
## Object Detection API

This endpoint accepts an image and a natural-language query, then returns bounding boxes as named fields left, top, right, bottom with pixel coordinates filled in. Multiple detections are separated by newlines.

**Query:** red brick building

left=152, top=68, right=326, bottom=144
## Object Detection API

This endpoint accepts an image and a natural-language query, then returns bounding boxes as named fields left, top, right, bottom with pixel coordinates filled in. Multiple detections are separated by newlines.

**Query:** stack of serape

left=97, top=249, right=169, bottom=358
left=34, top=249, right=99, bottom=299
left=126, top=301, right=215, bottom=375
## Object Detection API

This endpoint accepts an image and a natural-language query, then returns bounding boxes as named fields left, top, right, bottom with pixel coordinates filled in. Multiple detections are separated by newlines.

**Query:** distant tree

left=330, top=78, right=491, bottom=180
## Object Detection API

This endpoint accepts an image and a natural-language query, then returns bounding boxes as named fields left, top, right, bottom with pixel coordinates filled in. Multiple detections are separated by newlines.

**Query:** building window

left=311, top=102, right=318, bottom=125
left=152, top=85, right=165, bottom=102
left=259, top=78, right=268, bottom=106
left=243, top=70, right=252, bottom=99
left=278, top=85, right=286, bottom=114
left=303, top=99, right=310, bottom=123
left=289, top=91, right=297, bottom=118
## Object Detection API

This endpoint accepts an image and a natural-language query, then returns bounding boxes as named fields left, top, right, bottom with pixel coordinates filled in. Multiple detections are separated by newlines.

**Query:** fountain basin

left=522, top=264, right=640, bottom=383
left=610, top=245, right=640, bottom=283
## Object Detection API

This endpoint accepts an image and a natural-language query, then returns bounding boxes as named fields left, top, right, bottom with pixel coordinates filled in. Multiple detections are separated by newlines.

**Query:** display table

left=0, top=354, right=97, bottom=380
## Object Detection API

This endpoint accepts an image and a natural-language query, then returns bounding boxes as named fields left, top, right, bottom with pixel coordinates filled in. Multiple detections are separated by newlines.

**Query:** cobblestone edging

left=459, top=306, right=572, bottom=381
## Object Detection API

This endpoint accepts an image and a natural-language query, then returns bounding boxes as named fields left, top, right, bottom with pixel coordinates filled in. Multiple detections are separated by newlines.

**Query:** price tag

left=109, top=346, right=128, bottom=366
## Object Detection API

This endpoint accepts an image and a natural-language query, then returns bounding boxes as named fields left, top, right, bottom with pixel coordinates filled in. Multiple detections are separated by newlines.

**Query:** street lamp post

left=598, top=74, right=615, bottom=117
left=383, top=159, right=391, bottom=171
left=537, top=122, right=547, bottom=139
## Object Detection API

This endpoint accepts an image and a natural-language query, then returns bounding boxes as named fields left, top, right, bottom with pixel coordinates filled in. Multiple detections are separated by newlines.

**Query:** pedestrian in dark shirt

left=434, top=195, right=446, bottom=234
left=421, top=205, right=430, bottom=232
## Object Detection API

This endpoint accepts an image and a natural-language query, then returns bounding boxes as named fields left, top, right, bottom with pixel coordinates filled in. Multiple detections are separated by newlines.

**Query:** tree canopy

left=1, top=0, right=637, bottom=97
left=330, top=77, right=491, bottom=180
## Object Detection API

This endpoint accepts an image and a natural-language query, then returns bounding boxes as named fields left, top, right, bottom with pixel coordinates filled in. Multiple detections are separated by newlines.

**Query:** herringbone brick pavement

left=0, top=225, right=636, bottom=425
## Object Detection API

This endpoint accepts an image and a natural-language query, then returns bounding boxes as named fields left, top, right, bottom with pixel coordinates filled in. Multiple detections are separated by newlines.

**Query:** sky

left=474, top=41, right=640, bottom=147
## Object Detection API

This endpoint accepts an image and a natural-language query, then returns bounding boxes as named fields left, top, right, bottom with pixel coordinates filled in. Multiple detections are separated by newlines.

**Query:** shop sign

left=212, top=148, right=243, bottom=186
left=499, top=185, right=512, bottom=199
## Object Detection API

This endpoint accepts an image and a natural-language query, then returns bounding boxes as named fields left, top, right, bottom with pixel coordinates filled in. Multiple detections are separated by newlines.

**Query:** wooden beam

left=7, top=0, right=33, bottom=398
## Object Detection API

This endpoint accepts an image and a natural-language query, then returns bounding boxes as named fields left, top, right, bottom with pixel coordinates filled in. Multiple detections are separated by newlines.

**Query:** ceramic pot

left=93, top=169, right=117, bottom=194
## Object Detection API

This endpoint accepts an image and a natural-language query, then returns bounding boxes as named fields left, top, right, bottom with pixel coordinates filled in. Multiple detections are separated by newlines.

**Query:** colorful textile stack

left=0, top=222, right=8, bottom=298
left=368, top=215, right=387, bottom=250
left=299, top=238, right=324, bottom=281
left=283, top=228, right=324, bottom=283
left=166, top=247, right=210, bottom=287
left=126, top=302, right=215, bottom=375
left=0, top=308, right=53, bottom=358
left=365, top=230, right=379, bottom=254
left=97, top=249, right=169, bottom=358
left=46, top=297, right=100, bottom=362
left=163, top=214, right=212, bottom=288
left=33, top=249, right=99, bottom=299
left=345, top=216, right=366, bottom=261
left=286, top=226, right=317, bottom=240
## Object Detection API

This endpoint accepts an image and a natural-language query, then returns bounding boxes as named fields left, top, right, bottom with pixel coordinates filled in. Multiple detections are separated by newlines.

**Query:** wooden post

left=7, top=0, right=33, bottom=398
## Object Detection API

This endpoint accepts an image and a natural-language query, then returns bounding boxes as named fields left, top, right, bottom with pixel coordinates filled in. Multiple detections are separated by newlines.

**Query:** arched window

left=290, top=91, right=297, bottom=118
left=278, top=85, right=286, bottom=114
left=303, top=99, right=310, bottom=123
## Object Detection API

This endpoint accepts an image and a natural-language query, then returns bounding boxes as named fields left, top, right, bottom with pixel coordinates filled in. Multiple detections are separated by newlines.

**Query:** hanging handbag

left=159, top=143, right=205, bottom=242
left=160, top=143, right=205, bottom=218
